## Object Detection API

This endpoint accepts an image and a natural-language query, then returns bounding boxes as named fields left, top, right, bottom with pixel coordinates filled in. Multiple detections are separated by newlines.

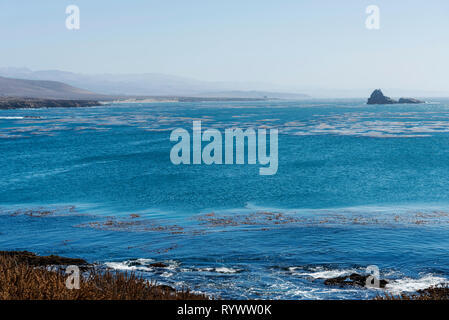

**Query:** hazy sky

left=1, top=0, right=449, bottom=92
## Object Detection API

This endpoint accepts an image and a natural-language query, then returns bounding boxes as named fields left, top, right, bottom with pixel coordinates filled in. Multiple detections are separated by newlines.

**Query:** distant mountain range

left=3, top=67, right=444, bottom=100
left=187, top=90, right=309, bottom=99
left=0, top=68, right=309, bottom=99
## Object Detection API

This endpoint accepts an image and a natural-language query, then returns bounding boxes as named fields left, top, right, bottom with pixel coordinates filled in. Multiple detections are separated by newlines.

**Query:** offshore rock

left=367, top=89, right=397, bottom=104
left=367, top=89, right=425, bottom=105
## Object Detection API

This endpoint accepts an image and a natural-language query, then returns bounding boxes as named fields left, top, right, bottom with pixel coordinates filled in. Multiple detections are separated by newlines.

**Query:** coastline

left=0, top=97, right=101, bottom=110
left=2, top=203, right=449, bottom=300
left=0, top=96, right=273, bottom=110
left=0, top=251, right=207, bottom=300
left=1, top=250, right=448, bottom=300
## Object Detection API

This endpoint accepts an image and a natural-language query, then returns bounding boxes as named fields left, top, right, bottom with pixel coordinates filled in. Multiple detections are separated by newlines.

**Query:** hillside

left=0, top=68, right=310, bottom=98
left=193, top=90, right=309, bottom=99
left=0, top=76, right=108, bottom=100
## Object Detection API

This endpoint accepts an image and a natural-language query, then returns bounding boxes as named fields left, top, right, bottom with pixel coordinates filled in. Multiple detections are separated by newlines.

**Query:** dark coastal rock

left=376, top=285, right=449, bottom=300
left=398, top=97, right=424, bottom=104
left=367, top=89, right=397, bottom=105
left=367, top=89, right=425, bottom=105
left=150, top=262, right=168, bottom=268
left=324, top=273, right=388, bottom=288
left=155, top=284, right=176, bottom=293
left=0, top=251, right=89, bottom=267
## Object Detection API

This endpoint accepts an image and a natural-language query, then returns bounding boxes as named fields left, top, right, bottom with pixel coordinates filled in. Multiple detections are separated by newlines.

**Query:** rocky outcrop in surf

left=324, top=273, right=388, bottom=288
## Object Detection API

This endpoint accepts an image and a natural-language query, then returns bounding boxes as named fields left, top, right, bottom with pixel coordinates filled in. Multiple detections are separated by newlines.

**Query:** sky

left=1, top=0, right=449, bottom=93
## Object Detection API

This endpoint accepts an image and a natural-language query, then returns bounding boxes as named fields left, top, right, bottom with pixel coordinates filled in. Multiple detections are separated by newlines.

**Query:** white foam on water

left=215, top=267, right=241, bottom=274
left=196, top=267, right=214, bottom=272
left=301, top=270, right=355, bottom=279
left=161, top=272, right=173, bottom=278
left=104, top=258, right=181, bottom=274
left=0, top=116, right=24, bottom=119
left=165, top=260, right=180, bottom=270
left=386, top=275, right=448, bottom=294
left=289, top=266, right=358, bottom=279
left=133, top=258, right=154, bottom=264
left=195, top=267, right=241, bottom=274
left=104, top=258, right=156, bottom=272
left=104, top=261, right=150, bottom=272
left=266, top=279, right=366, bottom=300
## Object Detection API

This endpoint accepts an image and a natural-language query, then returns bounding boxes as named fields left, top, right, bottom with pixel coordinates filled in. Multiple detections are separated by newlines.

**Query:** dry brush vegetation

left=0, top=251, right=207, bottom=300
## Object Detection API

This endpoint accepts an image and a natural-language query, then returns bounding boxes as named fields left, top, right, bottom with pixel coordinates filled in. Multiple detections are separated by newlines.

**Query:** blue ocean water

left=1, top=99, right=449, bottom=299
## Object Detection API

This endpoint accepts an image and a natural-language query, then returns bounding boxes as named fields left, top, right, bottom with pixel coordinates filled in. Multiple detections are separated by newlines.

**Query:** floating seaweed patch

left=192, top=209, right=449, bottom=231
left=75, top=216, right=186, bottom=234
left=5, top=205, right=82, bottom=218
left=194, top=211, right=304, bottom=229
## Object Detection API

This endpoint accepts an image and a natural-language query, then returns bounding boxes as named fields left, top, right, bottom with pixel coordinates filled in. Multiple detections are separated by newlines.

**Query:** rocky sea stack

left=367, top=89, right=425, bottom=105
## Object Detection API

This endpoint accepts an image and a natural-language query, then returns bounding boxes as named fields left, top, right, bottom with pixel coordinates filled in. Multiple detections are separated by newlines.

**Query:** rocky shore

left=1, top=250, right=447, bottom=300
left=323, top=272, right=449, bottom=300
left=0, top=251, right=207, bottom=300
left=0, top=97, right=101, bottom=110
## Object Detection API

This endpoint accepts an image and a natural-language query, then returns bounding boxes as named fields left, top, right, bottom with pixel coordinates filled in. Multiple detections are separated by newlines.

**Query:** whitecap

left=104, top=258, right=155, bottom=272
left=195, top=267, right=242, bottom=274
left=386, top=275, right=448, bottom=294
left=215, top=267, right=241, bottom=274
left=289, top=266, right=358, bottom=279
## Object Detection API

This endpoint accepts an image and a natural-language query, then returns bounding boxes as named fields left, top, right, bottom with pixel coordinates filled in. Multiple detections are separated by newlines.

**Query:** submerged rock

left=324, top=273, right=388, bottom=288
left=367, top=89, right=397, bottom=104
left=149, top=262, right=168, bottom=268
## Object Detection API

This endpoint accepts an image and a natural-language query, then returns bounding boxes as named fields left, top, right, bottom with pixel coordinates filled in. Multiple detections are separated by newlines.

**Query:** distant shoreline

left=107, top=96, right=272, bottom=103
left=0, top=96, right=278, bottom=110
left=0, top=97, right=101, bottom=110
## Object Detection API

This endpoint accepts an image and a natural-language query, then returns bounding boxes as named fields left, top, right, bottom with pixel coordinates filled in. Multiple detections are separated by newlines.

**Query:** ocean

left=1, top=99, right=449, bottom=299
